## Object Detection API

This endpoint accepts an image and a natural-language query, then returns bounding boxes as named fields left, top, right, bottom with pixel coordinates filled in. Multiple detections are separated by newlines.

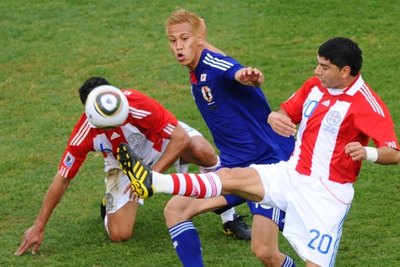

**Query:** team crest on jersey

left=201, top=86, right=213, bottom=102
left=200, top=73, right=207, bottom=82
left=326, top=111, right=341, bottom=126
left=127, top=132, right=144, bottom=145
left=63, top=152, right=75, bottom=169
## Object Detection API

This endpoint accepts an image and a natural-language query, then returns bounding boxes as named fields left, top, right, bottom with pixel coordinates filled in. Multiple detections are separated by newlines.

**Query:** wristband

left=364, top=147, right=378, bottom=162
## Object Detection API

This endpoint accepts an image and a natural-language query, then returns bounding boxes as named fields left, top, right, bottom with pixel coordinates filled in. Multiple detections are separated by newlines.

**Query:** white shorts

left=104, top=168, right=143, bottom=214
left=251, top=161, right=354, bottom=267
left=178, top=121, right=202, bottom=138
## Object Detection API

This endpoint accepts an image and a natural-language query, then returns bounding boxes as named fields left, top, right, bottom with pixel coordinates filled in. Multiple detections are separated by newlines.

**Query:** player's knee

left=199, top=142, right=216, bottom=159
left=188, top=136, right=217, bottom=164
left=164, top=204, right=176, bottom=222
left=251, top=244, right=279, bottom=266
left=108, top=227, right=134, bottom=242
left=164, top=198, right=194, bottom=226
left=164, top=200, right=183, bottom=221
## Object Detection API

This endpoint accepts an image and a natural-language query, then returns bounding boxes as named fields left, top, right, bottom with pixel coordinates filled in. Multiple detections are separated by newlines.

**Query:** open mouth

left=176, top=53, right=185, bottom=61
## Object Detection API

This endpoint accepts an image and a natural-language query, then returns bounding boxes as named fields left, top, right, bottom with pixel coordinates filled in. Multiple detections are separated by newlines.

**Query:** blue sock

left=169, top=221, right=203, bottom=267
left=282, top=255, right=295, bottom=267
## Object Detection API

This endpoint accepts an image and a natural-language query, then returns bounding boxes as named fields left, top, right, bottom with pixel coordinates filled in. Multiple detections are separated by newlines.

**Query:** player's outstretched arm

left=235, top=67, right=264, bottom=87
left=151, top=123, right=190, bottom=173
left=15, top=173, right=71, bottom=256
left=267, top=110, right=297, bottom=137
left=345, top=142, right=400, bottom=165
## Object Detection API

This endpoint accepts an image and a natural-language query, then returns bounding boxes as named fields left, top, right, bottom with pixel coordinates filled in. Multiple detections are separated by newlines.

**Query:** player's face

left=314, top=55, right=347, bottom=89
left=167, top=22, right=204, bottom=70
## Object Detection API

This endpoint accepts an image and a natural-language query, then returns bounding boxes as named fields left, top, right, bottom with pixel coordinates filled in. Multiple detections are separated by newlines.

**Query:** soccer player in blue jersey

left=161, top=9, right=296, bottom=267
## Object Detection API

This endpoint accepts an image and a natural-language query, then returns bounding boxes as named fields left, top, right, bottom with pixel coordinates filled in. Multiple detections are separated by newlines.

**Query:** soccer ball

left=85, top=85, right=129, bottom=128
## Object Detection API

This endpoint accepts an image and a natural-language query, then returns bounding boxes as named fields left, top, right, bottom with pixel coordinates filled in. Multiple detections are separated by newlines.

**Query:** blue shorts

left=224, top=194, right=285, bottom=231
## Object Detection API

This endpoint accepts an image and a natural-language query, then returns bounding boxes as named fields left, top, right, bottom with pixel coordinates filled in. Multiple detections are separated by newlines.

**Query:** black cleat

left=117, top=143, right=154, bottom=198
left=222, top=213, right=251, bottom=240
left=100, top=197, right=106, bottom=220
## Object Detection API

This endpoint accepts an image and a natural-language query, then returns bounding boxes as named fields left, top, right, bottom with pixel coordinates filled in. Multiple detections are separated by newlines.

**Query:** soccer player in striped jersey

left=15, top=77, right=219, bottom=256
left=161, top=9, right=295, bottom=267
left=119, top=37, right=400, bottom=266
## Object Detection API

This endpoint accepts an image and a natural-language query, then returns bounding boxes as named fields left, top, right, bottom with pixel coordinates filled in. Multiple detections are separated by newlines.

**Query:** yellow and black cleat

left=117, top=143, right=154, bottom=198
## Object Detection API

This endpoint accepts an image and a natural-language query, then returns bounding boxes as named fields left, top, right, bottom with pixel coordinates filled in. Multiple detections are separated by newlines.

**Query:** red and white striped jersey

left=282, top=75, right=399, bottom=184
left=58, top=89, right=178, bottom=179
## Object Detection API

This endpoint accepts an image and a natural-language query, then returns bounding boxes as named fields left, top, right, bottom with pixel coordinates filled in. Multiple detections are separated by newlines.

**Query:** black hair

left=318, top=37, right=362, bottom=76
left=79, top=77, right=110, bottom=105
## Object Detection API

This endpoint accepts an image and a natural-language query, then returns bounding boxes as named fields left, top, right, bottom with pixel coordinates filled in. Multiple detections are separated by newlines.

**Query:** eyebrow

left=319, top=62, right=330, bottom=68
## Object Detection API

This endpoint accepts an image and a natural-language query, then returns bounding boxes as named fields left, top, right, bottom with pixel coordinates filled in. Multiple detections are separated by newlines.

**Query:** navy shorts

left=224, top=194, right=285, bottom=231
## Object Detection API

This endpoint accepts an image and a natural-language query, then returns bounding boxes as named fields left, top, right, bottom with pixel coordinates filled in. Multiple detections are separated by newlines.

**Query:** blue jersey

left=190, top=49, right=294, bottom=168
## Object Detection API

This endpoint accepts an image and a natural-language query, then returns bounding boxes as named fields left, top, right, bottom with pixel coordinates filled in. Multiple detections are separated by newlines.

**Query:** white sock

left=200, top=156, right=221, bottom=173
left=220, top=207, right=236, bottom=223
left=153, top=172, right=174, bottom=193
left=153, top=171, right=222, bottom=198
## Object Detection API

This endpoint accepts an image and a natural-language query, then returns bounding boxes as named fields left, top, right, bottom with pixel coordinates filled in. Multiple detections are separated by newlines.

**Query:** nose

left=176, top=39, right=183, bottom=50
left=314, top=65, right=321, bottom=76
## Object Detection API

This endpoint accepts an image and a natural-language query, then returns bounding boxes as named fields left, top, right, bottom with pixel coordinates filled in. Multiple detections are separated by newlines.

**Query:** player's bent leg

left=251, top=215, right=285, bottom=266
left=305, top=260, right=321, bottom=267
left=164, top=195, right=229, bottom=227
left=107, top=201, right=139, bottom=242
left=180, top=135, right=219, bottom=168
left=103, top=168, right=139, bottom=242
left=249, top=202, right=296, bottom=267
left=165, top=196, right=230, bottom=267
left=216, top=167, right=265, bottom=202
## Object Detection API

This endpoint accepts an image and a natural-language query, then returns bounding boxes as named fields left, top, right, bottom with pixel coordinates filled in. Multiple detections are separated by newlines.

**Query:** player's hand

left=123, top=183, right=143, bottom=204
left=15, top=225, right=44, bottom=256
left=236, top=67, right=264, bottom=87
left=344, top=142, right=366, bottom=161
left=267, top=111, right=296, bottom=137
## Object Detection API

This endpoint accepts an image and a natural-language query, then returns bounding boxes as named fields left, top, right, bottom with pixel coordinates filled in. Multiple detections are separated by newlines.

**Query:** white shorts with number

left=105, top=121, right=202, bottom=214
left=251, top=161, right=354, bottom=267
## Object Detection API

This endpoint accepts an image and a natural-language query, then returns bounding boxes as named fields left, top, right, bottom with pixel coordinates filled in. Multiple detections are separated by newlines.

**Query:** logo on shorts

left=105, top=192, right=114, bottom=213
left=63, top=152, right=75, bottom=169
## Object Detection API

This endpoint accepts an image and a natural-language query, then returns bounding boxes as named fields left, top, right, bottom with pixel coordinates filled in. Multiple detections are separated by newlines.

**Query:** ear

left=197, top=30, right=205, bottom=46
left=340, top=66, right=352, bottom=78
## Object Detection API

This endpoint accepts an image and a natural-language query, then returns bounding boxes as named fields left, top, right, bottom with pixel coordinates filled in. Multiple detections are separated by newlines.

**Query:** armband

left=364, top=147, right=378, bottom=162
